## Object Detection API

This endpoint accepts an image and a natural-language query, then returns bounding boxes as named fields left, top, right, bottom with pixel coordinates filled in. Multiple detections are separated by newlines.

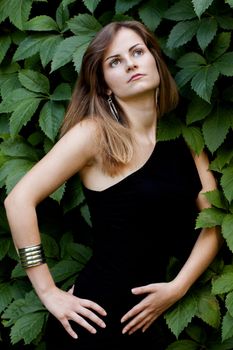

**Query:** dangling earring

left=107, top=95, right=119, bottom=122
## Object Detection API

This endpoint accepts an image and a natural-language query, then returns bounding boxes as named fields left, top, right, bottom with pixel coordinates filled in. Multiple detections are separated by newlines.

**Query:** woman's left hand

left=120, top=281, right=183, bottom=335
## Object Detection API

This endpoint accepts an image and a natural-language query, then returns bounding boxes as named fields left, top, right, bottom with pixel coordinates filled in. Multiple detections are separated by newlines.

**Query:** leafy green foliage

left=0, top=0, right=233, bottom=348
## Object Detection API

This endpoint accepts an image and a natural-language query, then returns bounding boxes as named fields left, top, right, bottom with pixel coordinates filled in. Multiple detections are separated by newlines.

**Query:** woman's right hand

left=40, top=286, right=107, bottom=339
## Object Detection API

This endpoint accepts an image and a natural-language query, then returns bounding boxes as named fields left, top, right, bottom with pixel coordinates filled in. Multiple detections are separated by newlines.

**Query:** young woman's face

left=102, top=27, right=160, bottom=102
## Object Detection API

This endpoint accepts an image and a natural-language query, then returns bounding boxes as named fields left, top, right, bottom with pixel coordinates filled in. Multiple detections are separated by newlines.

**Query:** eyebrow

left=104, top=43, right=142, bottom=62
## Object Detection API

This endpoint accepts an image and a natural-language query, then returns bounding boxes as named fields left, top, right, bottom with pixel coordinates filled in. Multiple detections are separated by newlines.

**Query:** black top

left=75, top=137, right=202, bottom=297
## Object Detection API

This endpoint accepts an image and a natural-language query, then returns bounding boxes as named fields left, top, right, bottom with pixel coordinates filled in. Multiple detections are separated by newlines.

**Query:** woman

left=4, top=21, right=222, bottom=349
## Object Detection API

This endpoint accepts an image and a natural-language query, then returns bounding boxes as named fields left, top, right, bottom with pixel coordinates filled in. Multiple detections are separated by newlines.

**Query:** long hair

left=60, top=20, right=179, bottom=175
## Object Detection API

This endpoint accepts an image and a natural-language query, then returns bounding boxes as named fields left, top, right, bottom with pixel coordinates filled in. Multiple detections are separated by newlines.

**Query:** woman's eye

left=110, top=58, right=120, bottom=67
left=133, top=49, right=143, bottom=57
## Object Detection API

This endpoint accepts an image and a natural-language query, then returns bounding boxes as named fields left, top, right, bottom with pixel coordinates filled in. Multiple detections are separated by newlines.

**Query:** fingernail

left=101, top=322, right=106, bottom=328
left=91, top=329, right=97, bottom=334
left=122, top=328, right=127, bottom=334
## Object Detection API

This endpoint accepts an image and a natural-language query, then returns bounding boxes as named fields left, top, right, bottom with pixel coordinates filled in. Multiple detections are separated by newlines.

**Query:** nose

left=125, top=57, right=137, bottom=72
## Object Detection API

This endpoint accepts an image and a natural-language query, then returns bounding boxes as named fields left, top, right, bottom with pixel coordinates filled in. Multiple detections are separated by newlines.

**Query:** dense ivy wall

left=0, top=0, right=233, bottom=349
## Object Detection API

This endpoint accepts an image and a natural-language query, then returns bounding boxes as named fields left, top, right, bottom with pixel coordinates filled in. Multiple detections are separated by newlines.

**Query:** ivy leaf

left=226, top=291, right=233, bottom=318
left=50, top=260, right=84, bottom=283
left=41, top=233, right=59, bottom=259
left=165, top=293, right=198, bottom=338
left=40, top=35, right=63, bottom=68
left=186, top=96, right=213, bottom=124
left=222, top=312, right=233, bottom=342
left=39, top=101, right=65, bottom=141
left=72, top=38, right=91, bottom=73
left=0, top=283, right=13, bottom=314
left=0, top=0, right=10, bottom=23
left=191, top=0, right=214, bottom=18
left=80, top=203, right=92, bottom=227
left=167, top=20, right=199, bottom=49
left=10, top=311, right=47, bottom=345
left=225, top=0, right=233, bottom=8
left=13, top=35, right=47, bottom=61
left=182, top=125, right=204, bottom=155
left=63, top=174, right=85, bottom=213
left=10, top=97, right=41, bottom=137
left=139, top=0, right=164, bottom=32
left=212, top=266, right=233, bottom=294
left=0, top=35, right=11, bottom=64
left=221, top=166, right=233, bottom=203
left=49, top=183, right=66, bottom=203
left=66, top=242, right=92, bottom=265
left=196, top=17, right=217, bottom=52
left=164, top=0, right=196, bottom=21
left=115, top=0, right=141, bottom=14
left=195, top=208, right=225, bottom=229
left=24, top=15, right=59, bottom=31
left=166, top=340, right=199, bottom=350
left=210, top=147, right=233, bottom=173
left=215, top=52, right=233, bottom=77
left=207, top=32, right=231, bottom=62
left=157, top=114, right=182, bottom=141
left=51, top=36, right=80, bottom=72
left=51, top=83, right=71, bottom=101
left=8, top=0, right=32, bottom=30
left=203, top=189, right=228, bottom=210
left=67, top=14, right=101, bottom=36
left=202, top=107, right=231, bottom=152
left=222, top=214, right=233, bottom=253
left=191, top=64, right=219, bottom=103
left=4, top=159, right=34, bottom=193
left=196, top=286, right=221, bottom=328
left=0, top=138, right=39, bottom=161
left=18, top=69, right=50, bottom=94
left=82, top=0, right=101, bottom=13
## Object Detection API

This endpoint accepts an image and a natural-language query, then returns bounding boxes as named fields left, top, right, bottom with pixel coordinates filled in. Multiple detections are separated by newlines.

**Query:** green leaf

left=222, top=312, right=233, bottom=342
left=175, top=67, right=199, bottom=88
left=182, top=126, right=204, bottom=155
left=50, top=183, right=66, bottom=202
left=177, top=52, right=206, bottom=68
left=0, top=0, right=10, bottom=23
left=115, top=0, right=141, bottom=14
left=222, top=214, right=233, bottom=253
left=25, top=15, right=58, bottom=31
left=191, top=64, right=219, bottom=103
left=63, top=174, right=85, bottom=213
left=0, top=88, right=37, bottom=114
left=39, top=101, right=65, bottom=141
left=13, top=35, right=47, bottom=61
left=225, top=0, right=233, bottom=8
left=139, top=0, right=164, bottom=31
left=0, top=74, right=21, bottom=100
left=4, top=159, right=34, bottom=193
left=165, top=293, right=198, bottom=338
left=196, top=17, right=217, bottom=52
left=72, top=38, right=92, bottom=73
left=167, top=20, right=199, bottom=49
left=166, top=340, right=199, bottom=350
left=67, top=14, right=102, bottom=36
left=206, top=32, right=231, bottom=62
left=66, top=242, right=92, bottom=264
left=195, top=208, right=225, bottom=229
left=56, top=2, right=69, bottom=31
left=212, top=266, right=233, bottom=294
left=0, top=238, right=10, bottom=260
left=0, top=283, right=13, bottom=314
left=202, top=107, right=231, bottom=152
left=226, top=291, right=233, bottom=317
left=216, top=16, right=233, bottom=29
left=51, top=260, right=84, bottom=282
left=210, top=147, right=233, bottom=173
left=196, top=287, right=220, bottom=328
left=0, top=35, right=11, bottom=64
left=51, top=83, right=71, bottom=101
left=186, top=96, right=213, bottom=124
left=215, top=52, right=233, bottom=77
left=10, top=97, right=41, bottom=137
left=80, top=203, right=92, bottom=226
left=18, top=69, right=50, bottom=94
left=51, top=36, right=80, bottom=72
left=40, top=35, right=63, bottom=68
left=8, top=0, right=33, bottom=30
left=204, top=189, right=228, bottom=210
left=221, top=166, right=233, bottom=202
left=157, top=115, right=182, bottom=141
left=11, top=311, right=47, bottom=345
left=164, top=0, right=196, bottom=21
left=83, top=0, right=101, bottom=13
left=191, top=0, right=214, bottom=18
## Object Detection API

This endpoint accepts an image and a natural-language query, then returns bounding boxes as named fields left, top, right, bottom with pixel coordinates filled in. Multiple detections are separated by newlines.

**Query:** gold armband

left=18, top=244, right=46, bottom=269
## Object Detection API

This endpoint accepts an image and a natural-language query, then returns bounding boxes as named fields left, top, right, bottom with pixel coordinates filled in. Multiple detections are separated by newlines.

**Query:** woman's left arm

left=121, top=150, right=223, bottom=335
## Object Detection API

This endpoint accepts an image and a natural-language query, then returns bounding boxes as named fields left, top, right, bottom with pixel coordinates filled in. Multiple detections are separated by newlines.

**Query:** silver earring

left=107, top=96, right=119, bottom=122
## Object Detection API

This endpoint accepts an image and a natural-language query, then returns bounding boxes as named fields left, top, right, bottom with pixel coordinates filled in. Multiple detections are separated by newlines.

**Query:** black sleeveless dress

left=46, top=137, right=202, bottom=349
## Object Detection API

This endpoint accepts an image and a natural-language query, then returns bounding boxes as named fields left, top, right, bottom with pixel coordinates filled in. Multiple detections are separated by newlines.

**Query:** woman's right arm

left=4, top=121, right=107, bottom=339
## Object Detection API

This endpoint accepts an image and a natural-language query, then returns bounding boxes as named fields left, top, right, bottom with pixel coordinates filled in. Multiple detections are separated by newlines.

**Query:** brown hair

left=60, top=20, right=179, bottom=175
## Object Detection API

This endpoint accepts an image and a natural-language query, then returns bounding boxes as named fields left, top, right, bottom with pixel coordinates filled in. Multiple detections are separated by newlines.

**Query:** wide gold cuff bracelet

left=18, top=244, right=46, bottom=269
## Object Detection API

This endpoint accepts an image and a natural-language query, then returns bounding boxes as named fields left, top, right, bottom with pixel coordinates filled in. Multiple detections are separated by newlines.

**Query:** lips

left=128, top=74, right=145, bottom=83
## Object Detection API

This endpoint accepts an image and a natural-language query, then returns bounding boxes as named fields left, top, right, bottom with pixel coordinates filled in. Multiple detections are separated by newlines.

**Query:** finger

left=121, top=303, right=144, bottom=323
left=68, top=285, right=74, bottom=294
left=61, top=318, right=78, bottom=339
left=122, top=311, right=147, bottom=334
left=78, top=306, right=106, bottom=328
left=142, top=318, right=155, bottom=333
left=81, top=299, right=107, bottom=316
left=131, top=284, right=154, bottom=295
left=70, top=312, right=97, bottom=334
